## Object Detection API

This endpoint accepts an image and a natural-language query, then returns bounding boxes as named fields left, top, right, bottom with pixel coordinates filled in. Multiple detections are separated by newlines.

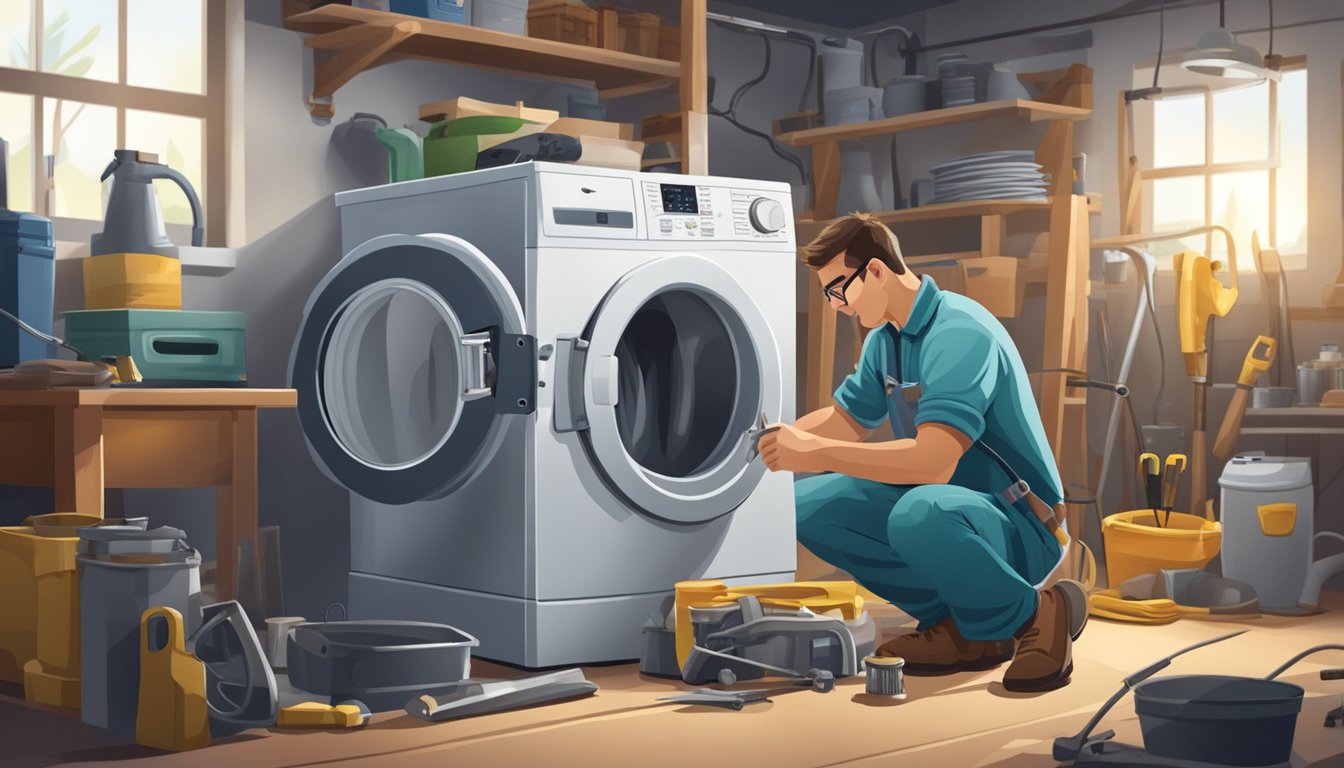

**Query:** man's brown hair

left=798, top=212, right=906, bottom=274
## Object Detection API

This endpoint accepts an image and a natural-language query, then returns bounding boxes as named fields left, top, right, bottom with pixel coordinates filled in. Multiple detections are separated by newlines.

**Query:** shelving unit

left=282, top=0, right=708, bottom=174
left=787, top=92, right=1095, bottom=580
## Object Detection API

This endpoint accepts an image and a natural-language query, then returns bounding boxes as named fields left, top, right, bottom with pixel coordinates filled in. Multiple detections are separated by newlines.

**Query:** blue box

left=390, top=0, right=469, bottom=24
left=0, top=210, right=55, bottom=367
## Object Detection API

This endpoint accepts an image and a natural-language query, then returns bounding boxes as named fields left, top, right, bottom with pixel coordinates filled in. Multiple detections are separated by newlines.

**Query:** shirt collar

left=893, top=274, right=941, bottom=338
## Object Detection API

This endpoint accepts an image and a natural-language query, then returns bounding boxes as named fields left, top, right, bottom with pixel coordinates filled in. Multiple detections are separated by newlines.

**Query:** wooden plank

left=980, top=214, right=1004, bottom=260
left=0, top=407, right=55, bottom=485
left=53, top=406, right=104, bottom=519
left=284, top=4, right=679, bottom=90
left=678, top=0, right=707, bottom=175
left=0, top=388, right=298, bottom=408
left=599, top=76, right=676, bottom=101
left=311, top=20, right=420, bottom=103
left=804, top=279, right=836, bottom=414
left=776, top=99, right=1090, bottom=147
left=1039, top=194, right=1083, bottom=468
left=812, top=141, right=841, bottom=219
left=1288, top=306, right=1344, bottom=321
left=1037, top=121, right=1073, bottom=198
left=798, top=200, right=1052, bottom=241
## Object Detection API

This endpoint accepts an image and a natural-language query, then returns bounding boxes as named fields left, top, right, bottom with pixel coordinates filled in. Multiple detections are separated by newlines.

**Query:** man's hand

left=757, top=423, right=827, bottom=473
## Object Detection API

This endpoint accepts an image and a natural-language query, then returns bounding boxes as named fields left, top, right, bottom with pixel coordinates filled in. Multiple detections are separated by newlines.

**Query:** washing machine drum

left=290, top=234, right=534, bottom=505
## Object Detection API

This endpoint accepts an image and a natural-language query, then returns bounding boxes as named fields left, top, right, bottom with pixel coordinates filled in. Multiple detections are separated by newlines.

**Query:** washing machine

left=289, top=163, right=797, bottom=667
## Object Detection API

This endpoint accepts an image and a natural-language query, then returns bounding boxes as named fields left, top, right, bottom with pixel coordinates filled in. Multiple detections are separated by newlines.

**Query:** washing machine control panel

left=641, top=181, right=791, bottom=242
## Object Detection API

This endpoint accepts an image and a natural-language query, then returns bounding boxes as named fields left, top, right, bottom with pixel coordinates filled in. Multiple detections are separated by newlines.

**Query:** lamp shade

left=1181, top=27, right=1276, bottom=80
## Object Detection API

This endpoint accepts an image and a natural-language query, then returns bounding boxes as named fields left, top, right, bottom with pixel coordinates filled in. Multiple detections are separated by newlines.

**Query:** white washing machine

left=290, top=163, right=797, bottom=667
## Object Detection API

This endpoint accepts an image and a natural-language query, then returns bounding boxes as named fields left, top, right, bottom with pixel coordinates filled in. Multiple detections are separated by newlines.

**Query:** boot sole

left=1002, top=661, right=1073, bottom=693
left=902, top=650, right=1015, bottom=676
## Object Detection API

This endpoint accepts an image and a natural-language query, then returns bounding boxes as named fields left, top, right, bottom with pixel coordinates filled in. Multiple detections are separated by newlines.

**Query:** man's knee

left=793, top=474, right=860, bottom=545
left=887, top=485, right=958, bottom=543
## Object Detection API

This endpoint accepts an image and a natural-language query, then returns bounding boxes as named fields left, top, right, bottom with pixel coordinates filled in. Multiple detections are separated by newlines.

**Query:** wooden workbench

left=0, top=387, right=297, bottom=601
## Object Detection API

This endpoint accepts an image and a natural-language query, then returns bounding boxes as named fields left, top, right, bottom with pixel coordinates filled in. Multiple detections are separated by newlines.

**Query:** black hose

left=706, top=27, right=809, bottom=186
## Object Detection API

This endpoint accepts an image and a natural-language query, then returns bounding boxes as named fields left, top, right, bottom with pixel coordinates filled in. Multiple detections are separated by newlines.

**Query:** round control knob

left=748, top=198, right=786, bottom=233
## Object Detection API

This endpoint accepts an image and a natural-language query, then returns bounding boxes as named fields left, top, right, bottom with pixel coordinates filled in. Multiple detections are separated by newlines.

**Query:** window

left=0, top=0, right=224, bottom=243
left=1136, top=58, right=1306, bottom=268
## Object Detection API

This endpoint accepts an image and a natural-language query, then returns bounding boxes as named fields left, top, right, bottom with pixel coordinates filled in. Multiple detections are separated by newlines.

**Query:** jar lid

left=864, top=655, right=905, bottom=667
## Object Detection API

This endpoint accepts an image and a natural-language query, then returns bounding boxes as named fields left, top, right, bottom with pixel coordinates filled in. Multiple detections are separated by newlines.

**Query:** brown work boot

left=876, top=616, right=1015, bottom=675
left=1002, top=579, right=1089, bottom=692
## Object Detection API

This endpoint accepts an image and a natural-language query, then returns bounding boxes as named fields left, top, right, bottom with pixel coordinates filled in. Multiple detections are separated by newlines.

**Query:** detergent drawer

left=64, top=309, right=247, bottom=385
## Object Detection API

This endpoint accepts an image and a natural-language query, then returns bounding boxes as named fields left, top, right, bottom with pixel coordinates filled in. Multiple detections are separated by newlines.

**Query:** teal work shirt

left=832, top=275, right=1065, bottom=507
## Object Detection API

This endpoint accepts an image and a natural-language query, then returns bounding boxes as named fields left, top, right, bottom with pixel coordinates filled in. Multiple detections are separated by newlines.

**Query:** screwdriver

left=1140, top=452, right=1161, bottom=527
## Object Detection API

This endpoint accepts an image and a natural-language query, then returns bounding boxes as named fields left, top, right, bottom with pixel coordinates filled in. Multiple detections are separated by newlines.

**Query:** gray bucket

left=78, top=526, right=201, bottom=739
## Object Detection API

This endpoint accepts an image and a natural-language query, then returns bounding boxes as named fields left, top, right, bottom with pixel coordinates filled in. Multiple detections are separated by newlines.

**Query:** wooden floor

left=7, top=595, right=1344, bottom=768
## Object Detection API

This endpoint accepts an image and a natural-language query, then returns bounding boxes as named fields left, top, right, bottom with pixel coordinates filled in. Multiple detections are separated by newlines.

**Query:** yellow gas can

left=135, top=607, right=210, bottom=752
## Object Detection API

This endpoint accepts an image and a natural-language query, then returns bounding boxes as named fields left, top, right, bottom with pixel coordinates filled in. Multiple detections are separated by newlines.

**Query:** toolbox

left=63, top=309, right=247, bottom=386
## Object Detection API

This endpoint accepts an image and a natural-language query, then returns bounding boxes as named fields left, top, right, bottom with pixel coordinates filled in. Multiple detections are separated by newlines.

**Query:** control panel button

left=659, top=218, right=673, bottom=232
left=748, top=198, right=786, bottom=234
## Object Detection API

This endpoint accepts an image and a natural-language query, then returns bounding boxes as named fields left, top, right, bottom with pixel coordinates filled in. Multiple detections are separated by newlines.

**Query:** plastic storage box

left=0, top=210, right=55, bottom=367
left=63, top=309, right=247, bottom=385
left=473, top=0, right=525, bottom=34
left=389, top=0, right=469, bottom=23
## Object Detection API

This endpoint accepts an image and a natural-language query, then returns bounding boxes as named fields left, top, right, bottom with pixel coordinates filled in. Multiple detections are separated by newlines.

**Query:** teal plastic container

left=63, top=309, right=247, bottom=385
left=0, top=210, right=55, bottom=367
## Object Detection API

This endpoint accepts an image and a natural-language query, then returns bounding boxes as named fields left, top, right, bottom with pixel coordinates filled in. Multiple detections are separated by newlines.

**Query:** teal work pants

left=795, top=474, right=1062, bottom=641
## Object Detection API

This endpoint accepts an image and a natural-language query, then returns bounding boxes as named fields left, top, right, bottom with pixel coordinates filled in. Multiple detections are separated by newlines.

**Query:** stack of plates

left=940, top=75, right=976, bottom=107
left=929, top=150, right=1049, bottom=203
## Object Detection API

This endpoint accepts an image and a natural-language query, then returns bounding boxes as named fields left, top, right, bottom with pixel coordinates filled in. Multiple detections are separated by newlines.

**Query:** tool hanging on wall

left=1094, top=225, right=1239, bottom=522
left=1214, top=336, right=1276, bottom=459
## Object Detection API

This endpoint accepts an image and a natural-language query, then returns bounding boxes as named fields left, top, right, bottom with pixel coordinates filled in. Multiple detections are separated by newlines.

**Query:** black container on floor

left=1135, top=675, right=1303, bottom=767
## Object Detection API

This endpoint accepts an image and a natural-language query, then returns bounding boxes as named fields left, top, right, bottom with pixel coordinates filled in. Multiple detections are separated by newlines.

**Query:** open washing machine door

left=290, top=233, right=533, bottom=505
left=554, top=254, right=782, bottom=524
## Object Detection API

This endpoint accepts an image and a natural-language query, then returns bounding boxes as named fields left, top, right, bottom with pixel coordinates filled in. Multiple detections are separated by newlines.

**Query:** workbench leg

left=53, top=406, right=104, bottom=518
left=217, top=408, right=259, bottom=604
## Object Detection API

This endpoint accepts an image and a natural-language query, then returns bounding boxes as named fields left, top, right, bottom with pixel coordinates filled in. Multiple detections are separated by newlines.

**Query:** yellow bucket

left=0, top=526, right=82, bottom=687
left=1103, top=510, right=1222, bottom=587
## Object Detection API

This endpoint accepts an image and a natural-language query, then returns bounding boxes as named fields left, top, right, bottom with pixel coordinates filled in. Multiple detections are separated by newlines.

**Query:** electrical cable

left=0, top=306, right=88, bottom=362
left=706, top=24, right=809, bottom=186
left=1149, top=287, right=1167, bottom=423
left=1153, top=0, right=1166, bottom=91
left=1268, top=0, right=1274, bottom=56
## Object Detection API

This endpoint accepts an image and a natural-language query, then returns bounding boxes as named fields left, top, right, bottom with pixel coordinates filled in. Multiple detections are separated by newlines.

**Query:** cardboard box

left=572, top=135, right=644, bottom=171
left=546, top=117, right=634, bottom=141
left=960, top=256, right=1024, bottom=317
left=617, top=11, right=659, bottom=57
left=658, top=23, right=680, bottom=61
left=420, top=96, right=559, bottom=124
left=597, top=6, right=619, bottom=50
left=527, top=0, right=597, bottom=46
left=82, top=252, right=182, bottom=310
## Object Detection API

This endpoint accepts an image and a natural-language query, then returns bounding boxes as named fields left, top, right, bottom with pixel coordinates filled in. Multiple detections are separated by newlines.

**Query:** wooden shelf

left=775, top=99, right=1091, bottom=147
left=1288, top=306, right=1344, bottom=322
left=284, top=4, right=680, bottom=117
left=797, top=199, right=1057, bottom=241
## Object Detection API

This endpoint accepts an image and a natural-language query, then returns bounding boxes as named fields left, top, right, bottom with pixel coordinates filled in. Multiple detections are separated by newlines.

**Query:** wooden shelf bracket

left=306, top=18, right=420, bottom=118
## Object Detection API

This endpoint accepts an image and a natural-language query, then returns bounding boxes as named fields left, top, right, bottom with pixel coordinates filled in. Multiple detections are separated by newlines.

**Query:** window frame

left=1, top=0, right=225, bottom=246
left=1139, top=54, right=1307, bottom=265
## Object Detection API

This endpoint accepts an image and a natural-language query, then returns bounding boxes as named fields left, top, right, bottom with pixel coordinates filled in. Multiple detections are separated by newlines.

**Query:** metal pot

left=1296, top=363, right=1344, bottom=405
left=1252, top=386, right=1296, bottom=408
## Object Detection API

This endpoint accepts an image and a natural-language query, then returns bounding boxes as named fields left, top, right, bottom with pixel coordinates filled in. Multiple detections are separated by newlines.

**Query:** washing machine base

left=348, top=570, right=797, bottom=669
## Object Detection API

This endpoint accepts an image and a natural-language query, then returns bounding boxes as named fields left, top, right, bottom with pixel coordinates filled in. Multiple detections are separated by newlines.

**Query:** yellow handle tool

left=1213, top=336, right=1277, bottom=460
left=1160, top=454, right=1188, bottom=528
left=1140, top=452, right=1162, bottom=522
left=277, top=700, right=371, bottom=729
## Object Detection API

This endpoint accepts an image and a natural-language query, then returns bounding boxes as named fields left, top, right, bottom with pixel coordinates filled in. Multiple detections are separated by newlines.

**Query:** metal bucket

left=78, top=526, right=200, bottom=738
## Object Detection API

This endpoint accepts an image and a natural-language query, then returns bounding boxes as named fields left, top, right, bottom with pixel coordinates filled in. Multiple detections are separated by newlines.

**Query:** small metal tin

left=864, top=655, right=907, bottom=699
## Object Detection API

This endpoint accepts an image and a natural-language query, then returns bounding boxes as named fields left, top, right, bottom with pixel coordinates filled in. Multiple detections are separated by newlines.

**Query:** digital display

left=660, top=184, right=699, bottom=214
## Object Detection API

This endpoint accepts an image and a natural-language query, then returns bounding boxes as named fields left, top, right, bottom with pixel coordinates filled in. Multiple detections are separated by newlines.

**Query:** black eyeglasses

left=823, top=259, right=872, bottom=306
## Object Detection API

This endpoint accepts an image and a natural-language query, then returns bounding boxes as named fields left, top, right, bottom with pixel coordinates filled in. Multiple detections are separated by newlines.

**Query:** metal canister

left=864, top=655, right=906, bottom=699
left=1296, top=363, right=1344, bottom=405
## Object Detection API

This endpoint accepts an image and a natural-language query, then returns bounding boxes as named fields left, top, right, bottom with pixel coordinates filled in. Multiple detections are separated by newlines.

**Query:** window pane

left=0, top=91, right=34, bottom=212
left=1212, top=79, right=1269, bottom=164
left=1, top=0, right=33, bottom=69
left=128, top=0, right=203, bottom=94
left=1150, top=176, right=1205, bottom=258
left=43, top=98, right=116, bottom=220
left=39, top=0, right=117, bottom=82
left=125, top=109, right=203, bottom=227
left=1152, top=94, right=1205, bottom=169
left=1276, top=69, right=1307, bottom=254
left=1211, top=170, right=1269, bottom=266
